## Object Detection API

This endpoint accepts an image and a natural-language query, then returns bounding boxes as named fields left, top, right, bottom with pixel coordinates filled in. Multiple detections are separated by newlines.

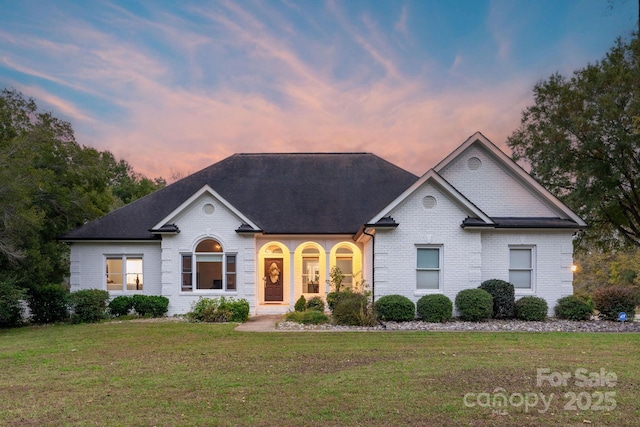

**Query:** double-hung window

left=416, top=246, right=442, bottom=290
left=335, top=247, right=354, bottom=289
left=301, top=246, right=320, bottom=294
left=509, top=246, right=535, bottom=290
left=182, top=239, right=236, bottom=292
left=106, top=255, right=143, bottom=291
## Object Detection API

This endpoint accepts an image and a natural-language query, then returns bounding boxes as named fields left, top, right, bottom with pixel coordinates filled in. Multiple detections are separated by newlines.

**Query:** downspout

left=362, top=228, right=376, bottom=306
left=362, top=227, right=386, bottom=329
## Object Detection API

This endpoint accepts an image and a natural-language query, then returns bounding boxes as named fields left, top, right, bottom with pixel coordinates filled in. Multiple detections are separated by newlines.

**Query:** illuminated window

left=301, top=246, right=320, bottom=293
left=335, top=246, right=354, bottom=288
left=182, top=239, right=236, bottom=292
left=106, top=256, right=143, bottom=291
left=265, top=245, right=283, bottom=254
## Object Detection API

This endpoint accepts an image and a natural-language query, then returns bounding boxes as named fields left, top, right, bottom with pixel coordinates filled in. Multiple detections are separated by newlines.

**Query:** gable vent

left=203, top=203, right=215, bottom=215
left=468, top=157, right=482, bottom=170
left=422, top=196, right=437, bottom=209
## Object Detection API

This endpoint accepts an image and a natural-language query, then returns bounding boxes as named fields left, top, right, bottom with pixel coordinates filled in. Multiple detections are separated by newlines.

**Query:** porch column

left=289, top=249, right=295, bottom=307
left=325, top=249, right=331, bottom=295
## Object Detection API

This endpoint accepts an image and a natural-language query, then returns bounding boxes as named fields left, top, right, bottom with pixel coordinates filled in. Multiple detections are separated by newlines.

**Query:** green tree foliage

left=0, top=88, right=164, bottom=289
left=103, top=153, right=166, bottom=208
left=507, top=33, right=640, bottom=249
left=573, top=245, right=640, bottom=296
left=0, top=277, right=26, bottom=327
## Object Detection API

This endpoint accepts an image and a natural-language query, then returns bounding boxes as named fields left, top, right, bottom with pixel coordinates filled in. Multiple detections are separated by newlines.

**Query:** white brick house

left=61, top=132, right=586, bottom=316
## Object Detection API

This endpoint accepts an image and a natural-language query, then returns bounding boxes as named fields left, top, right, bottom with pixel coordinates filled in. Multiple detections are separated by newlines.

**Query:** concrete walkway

left=235, top=314, right=283, bottom=332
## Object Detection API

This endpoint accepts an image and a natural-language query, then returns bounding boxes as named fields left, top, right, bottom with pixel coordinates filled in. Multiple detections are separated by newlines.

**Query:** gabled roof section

left=368, top=169, right=494, bottom=225
left=435, top=131, right=587, bottom=227
left=60, top=153, right=418, bottom=240
left=150, top=185, right=261, bottom=233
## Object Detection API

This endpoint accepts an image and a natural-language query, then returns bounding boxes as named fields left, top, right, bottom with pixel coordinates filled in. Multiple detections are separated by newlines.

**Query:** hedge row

left=108, top=295, right=169, bottom=318
left=0, top=278, right=172, bottom=327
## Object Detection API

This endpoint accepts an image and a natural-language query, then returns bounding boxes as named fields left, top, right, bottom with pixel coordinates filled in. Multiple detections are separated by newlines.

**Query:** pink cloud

left=4, top=2, right=538, bottom=183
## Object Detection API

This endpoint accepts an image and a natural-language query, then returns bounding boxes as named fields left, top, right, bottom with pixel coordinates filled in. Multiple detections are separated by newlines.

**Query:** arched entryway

left=329, top=242, right=363, bottom=291
left=258, top=242, right=290, bottom=305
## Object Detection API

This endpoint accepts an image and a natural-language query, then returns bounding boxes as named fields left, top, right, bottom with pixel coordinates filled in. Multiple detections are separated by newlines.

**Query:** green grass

left=1, top=322, right=639, bottom=426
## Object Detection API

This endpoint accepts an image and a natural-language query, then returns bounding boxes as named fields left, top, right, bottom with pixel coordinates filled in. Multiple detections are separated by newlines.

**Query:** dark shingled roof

left=60, top=153, right=418, bottom=240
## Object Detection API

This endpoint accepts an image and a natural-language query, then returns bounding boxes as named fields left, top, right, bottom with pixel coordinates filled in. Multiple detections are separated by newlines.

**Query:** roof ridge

left=233, top=152, right=371, bottom=156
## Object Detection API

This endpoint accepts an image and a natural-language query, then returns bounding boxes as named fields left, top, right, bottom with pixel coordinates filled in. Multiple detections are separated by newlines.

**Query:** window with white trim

left=416, top=246, right=442, bottom=290
left=335, top=246, right=354, bottom=288
left=181, top=239, right=237, bottom=292
left=106, top=255, right=143, bottom=291
left=509, top=246, right=535, bottom=289
left=301, top=246, right=320, bottom=294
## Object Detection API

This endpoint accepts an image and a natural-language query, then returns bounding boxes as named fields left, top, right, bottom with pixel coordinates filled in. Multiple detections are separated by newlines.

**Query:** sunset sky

left=0, top=0, right=636, bottom=180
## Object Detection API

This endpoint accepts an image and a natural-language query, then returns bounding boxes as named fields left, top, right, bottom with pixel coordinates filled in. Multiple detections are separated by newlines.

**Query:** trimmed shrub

left=294, top=295, right=307, bottom=312
left=188, top=297, right=230, bottom=322
left=0, top=278, right=26, bottom=328
left=108, top=296, right=134, bottom=317
left=285, top=309, right=329, bottom=325
left=68, top=289, right=109, bottom=323
left=479, top=279, right=515, bottom=319
left=132, top=295, right=169, bottom=318
left=455, top=289, right=493, bottom=321
left=327, top=290, right=354, bottom=312
left=592, top=287, right=639, bottom=321
left=554, top=295, right=593, bottom=320
left=187, top=297, right=250, bottom=323
left=224, top=297, right=250, bottom=323
left=515, top=296, right=548, bottom=321
left=374, top=294, right=415, bottom=322
left=27, top=284, right=69, bottom=324
left=305, top=296, right=325, bottom=312
left=416, top=294, right=453, bottom=323
left=332, top=293, right=375, bottom=326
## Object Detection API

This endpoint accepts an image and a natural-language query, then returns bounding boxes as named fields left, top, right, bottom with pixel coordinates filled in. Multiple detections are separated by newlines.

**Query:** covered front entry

left=264, top=258, right=283, bottom=301
left=256, top=239, right=364, bottom=314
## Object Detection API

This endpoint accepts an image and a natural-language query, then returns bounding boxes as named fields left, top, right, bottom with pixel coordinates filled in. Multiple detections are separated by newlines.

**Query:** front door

left=264, top=258, right=284, bottom=302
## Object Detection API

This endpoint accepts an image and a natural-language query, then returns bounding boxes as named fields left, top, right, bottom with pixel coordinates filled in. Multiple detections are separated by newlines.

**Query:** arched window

left=265, top=245, right=283, bottom=254
left=335, top=246, right=354, bottom=288
left=182, top=239, right=236, bottom=292
left=301, top=246, right=320, bottom=293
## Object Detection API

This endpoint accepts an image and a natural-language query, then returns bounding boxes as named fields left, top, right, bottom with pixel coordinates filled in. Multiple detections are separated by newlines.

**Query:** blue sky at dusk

left=0, top=0, right=636, bottom=179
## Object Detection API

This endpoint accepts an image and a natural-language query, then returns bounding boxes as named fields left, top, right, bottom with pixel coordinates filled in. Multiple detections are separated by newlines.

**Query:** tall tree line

left=507, top=32, right=640, bottom=251
left=0, top=89, right=165, bottom=290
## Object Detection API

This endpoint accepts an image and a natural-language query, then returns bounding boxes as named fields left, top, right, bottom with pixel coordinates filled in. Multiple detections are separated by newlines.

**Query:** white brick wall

left=372, top=181, right=575, bottom=315
left=158, top=193, right=256, bottom=315
left=480, top=231, right=574, bottom=314
left=438, top=144, right=558, bottom=217
left=69, top=242, right=162, bottom=294
left=374, top=182, right=481, bottom=304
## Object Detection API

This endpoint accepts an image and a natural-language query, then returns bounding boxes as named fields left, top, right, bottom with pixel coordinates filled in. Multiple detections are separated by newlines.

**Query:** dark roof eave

left=58, top=236, right=161, bottom=242
left=364, top=216, right=399, bottom=229
left=260, top=230, right=359, bottom=235
left=235, top=229, right=263, bottom=234
left=460, top=224, right=495, bottom=230
left=461, top=217, right=586, bottom=230
left=495, top=225, right=586, bottom=230
left=149, top=223, right=180, bottom=234
left=363, top=223, right=399, bottom=229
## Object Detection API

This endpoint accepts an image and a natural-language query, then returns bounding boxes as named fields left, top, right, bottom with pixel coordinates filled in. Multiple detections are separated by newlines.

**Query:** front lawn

left=1, top=322, right=638, bottom=426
